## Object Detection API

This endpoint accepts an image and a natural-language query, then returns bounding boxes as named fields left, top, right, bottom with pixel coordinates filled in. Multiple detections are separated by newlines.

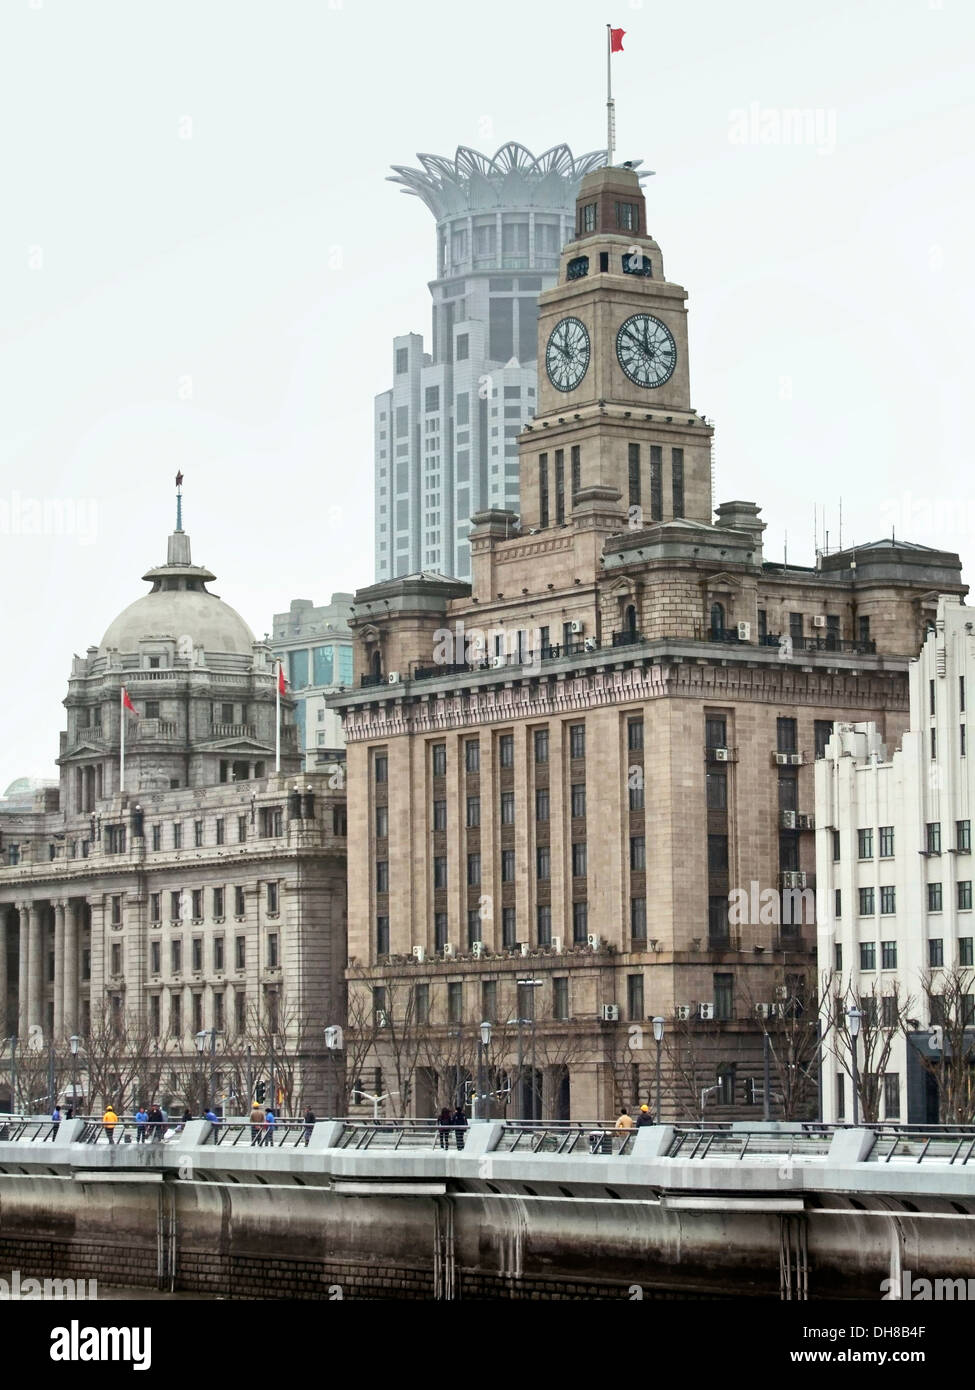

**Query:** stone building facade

left=0, top=509, right=347, bottom=1114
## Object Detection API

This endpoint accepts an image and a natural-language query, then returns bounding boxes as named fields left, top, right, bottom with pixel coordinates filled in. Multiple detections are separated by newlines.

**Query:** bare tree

left=738, top=973, right=821, bottom=1120
left=904, top=968, right=975, bottom=1124
left=821, top=973, right=913, bottom=1122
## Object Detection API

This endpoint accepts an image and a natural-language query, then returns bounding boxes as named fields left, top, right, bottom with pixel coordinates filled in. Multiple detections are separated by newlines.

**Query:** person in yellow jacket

left=103, top=1105, right=118, bottom=1146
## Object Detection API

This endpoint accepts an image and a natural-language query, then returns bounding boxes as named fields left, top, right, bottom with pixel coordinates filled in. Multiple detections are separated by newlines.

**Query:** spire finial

left=175, top=471, right=184, bottom=532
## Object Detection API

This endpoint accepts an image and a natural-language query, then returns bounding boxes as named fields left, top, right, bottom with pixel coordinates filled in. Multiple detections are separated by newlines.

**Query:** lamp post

left=652, top=1017, right=664, bottom=1121
left=8, top=1035, right=17, bottom=1115
left=324, top=1025, right=344, bottom=1117
left=476, top=1020, right=492, bottom=1121
left=847, top=1007, right=863, bottom=1125
left=195, top=1028, right=216, bottom=1113
left=515, top=978, right=544, bottom=1120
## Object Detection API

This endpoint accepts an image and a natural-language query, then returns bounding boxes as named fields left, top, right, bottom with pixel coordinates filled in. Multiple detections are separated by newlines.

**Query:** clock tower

left=520, top=164, right=713, bottom=530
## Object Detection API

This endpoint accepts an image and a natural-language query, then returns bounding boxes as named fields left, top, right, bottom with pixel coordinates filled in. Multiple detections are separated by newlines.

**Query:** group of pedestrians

left=614, top=1104, right=656, bottom=1134
left=436, top=1105, right=469, bottom=1149
left=250, top=1101, right=279, bottom=1146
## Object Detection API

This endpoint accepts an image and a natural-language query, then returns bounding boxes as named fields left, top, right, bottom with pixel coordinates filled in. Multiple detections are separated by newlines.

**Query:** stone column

left=27, top=902, right=43, bottom=1035
left=0, top=906, right=8, bottom=1036
left=17, top=902, right=29, bottom=1039
left=63, top=900, right=80, bottom=1037
left=53, top=900, right=66, bottom=1039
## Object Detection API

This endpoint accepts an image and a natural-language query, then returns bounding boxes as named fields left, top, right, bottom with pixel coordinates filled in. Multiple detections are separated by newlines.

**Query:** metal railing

left=0, top=1116, right=65, bottom=1143
left=336, top=1120, right=446, bottom=1151
left=209, top=1119, right=312, bottom=1148
left=667, top=1126, right=834, bottom=1160
left=867, top=1126, right=975, bottom=1165
left=497, top=1121, right=639, bottom=1156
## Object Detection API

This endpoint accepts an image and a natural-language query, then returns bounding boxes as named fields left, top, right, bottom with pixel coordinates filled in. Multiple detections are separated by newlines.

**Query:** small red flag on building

left=610, top=27, right=625, bottom=52
left=278, top=664, right=286, bottom=696
left=122, top=687, right=138, bottom=714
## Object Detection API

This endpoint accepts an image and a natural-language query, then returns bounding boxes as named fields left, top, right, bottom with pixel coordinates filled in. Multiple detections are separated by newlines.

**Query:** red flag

left=278, top=664, right=286, bottom=696
left=122, top=687, right=138, bottom=714
left=610, top=27, right=625, bottom=52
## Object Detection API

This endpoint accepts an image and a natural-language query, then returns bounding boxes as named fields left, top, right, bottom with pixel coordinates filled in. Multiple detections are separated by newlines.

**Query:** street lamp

left=324, top=1025, right=344, bottom=1117
left=195, top=1028, right=216, bottom=1113
left=515, top=978, right=544, bottom=1120
left=846, top=1007, right=863, bottom=1125
left=8, top=1035, right=18, bottom=1115
left=652, top=1017, right=664, bottom=1121
left=476, top=1020, right=492, bottom=1122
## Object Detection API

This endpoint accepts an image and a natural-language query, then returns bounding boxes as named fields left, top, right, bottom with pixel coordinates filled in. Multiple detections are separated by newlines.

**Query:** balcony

left=136, top=719, right=180, bottom=740
left=707, top=627, right=746, bottom=645
left=209, top=723, right=255, bottom=739
left=759, top=633, right=876, bottom=656
left=611, top=629, right=643, bottom=648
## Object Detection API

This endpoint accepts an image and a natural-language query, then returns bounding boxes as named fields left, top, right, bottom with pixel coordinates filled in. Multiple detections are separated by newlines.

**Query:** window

left=836, top=1073, right=846, bottom=1121
left=194, top=820, right=203, bottom=848
left=376, top=860, right=389, bottom=893
left=213, top=887, right=224, bottom=918
left=880, top=886, right=896, bottom=915
left=151, top=825, right=162, bottom=852
left=466, top=796, right=480, bottom=828
left=926, top=822, right=941, bottom=854
left=713, top=973, right=734, bottom=1021
left=266, top=881, right=279, bottom=913
left=432, top=744, right=447, bottom=777
left=860, top=941, right=876, bottom=971
left=569, top=724, right=585, bottom=759
left=581, top=201, right=596, bottom=233
left=572, top=842, right=587, bottom=877
left=958, top=820, right=972, bottom=853
left=631, top=897, right=647, bottom=941
left=235, top=936, right=245, bottom=970
left=814, top=720, right=834, bottom=759
left=539, top=453, right=549, bottom=527
left=215, top=818, right=225, bottom=846
left=859, top=887, right=876, bottom=915
left=171, top=939, right=182, bottom=974
left=535, top=788, right=550, bottom=822
left=630, top=836, right=646, bottom=871
left=268, top=932, right=279, bottom=968
left=237, top=816, right=247, bottom=844
left=110, top=895, right=122, bottom=927
left=572, top=901, right=588, bottom=943
left=171, top=891, right=182, bottom=923
left=110, top=942, right=122, bottom=976
left=881, top=940, right=897, bottom=970
left=259, top=807, right=283, bottom=838
left=537, top=904, right=552, bottom=946
left=834, top=889, right=842, bottom=918
left=467, top=853, right=481, bottom=886
left=150, top=892, right=161, bottom=924
left=553, top=977, right=569, bottom=1021
left=170, top=992, right=182, bottom=1037
left=931, top=727, right=937, bottom=760
left=192, top=937, right=203, bottom=972
left=929, top=938, right=944, bottom=968
left=832, top=831, right=841, bottom=862
left=480, top=979, right=498, bottom=1024
left=776, top=717, right=797, bottom=754
left=717, top=1063, right=736, bottom=1106
left=960, top=937, right=974, bottom=967
left=707, top=834, right=728, bottom=871
left=376, top=916, right=390, bottom=956
left=629, top=777, right=645, bottom=811
left=628, top=442, right=640, bottom=507
left=835, top=943, right=843, bottom=972
left=234, top=885, right=245, bottom=917
left=534, top=728, right=549, bottom=764
left=536, top=846, right=550, bottom=880
left=432, top=800, right=447, bottom=832
left=959, top=881, right=973, bottom=911
left=879, top=826, right=894, bottom=857
left=501, top=906, right=516, bottom=948
left=395, top=347, right=408, bottom=374
left=706, top=773, right=727, bottom=810
left=191, top=888, right=203, bottom=920
left=447, top=982, right=463, bottom=1025
left=465, top=740, right=480, bottom=773
left=376, top=805, right=389, bottom=838
left=414, top=983, right=430, bottom=1025
left=705, top=716, right=727, bottom=750
left=881, top=995, right=899, bottom=1028
left=627, top=974, right=644, bottom=1021
left=375, top=754, right=388, bottom=784
left=858, top=829, right=874, bottom=859
left=708, top=895, right=729, bottom=945
left=434, top=856, right=447, bottom=889
left=571, top=783, right=586, bottom=819
left=500, top=791, right=515, bottom=825
left=883, top=1073, right=901, bottom=1120
left=671, top=448, right=684, bottom=518
left=149, top=994, right=161, bottom=1037
left=173, top=823, right=182, bottom=850
left=499, top=735, right=514, bottom=768
left=627, top=719, right=644, bottom=751
left=501, top=850, right=515, bottom=883
left=434, top=913, right=447, bottom=950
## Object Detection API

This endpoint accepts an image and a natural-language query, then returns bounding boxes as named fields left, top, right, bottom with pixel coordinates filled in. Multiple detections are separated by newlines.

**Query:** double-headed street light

left=652, top=1017, right=665, bottom=1121
left=476, top=1020, right=493, bottom=1122
left=846, top=1007, right=863, bottom=1125
left=195, top=1028, right=217, bottom=1113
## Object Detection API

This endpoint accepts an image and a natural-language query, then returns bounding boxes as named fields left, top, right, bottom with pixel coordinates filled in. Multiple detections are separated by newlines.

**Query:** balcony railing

left=759, top=633, right=876, bottom=655
left=611, top=629, right=642, bottom=647
left=136, top=719, right=180, bottom=740
left=707, top=627, right=745, bottom=644
left=209, top=723, right=255, bottom=739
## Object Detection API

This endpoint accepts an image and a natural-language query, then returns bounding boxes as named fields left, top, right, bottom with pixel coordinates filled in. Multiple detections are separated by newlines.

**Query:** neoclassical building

left=0, top=503, right=347, bottom=1113
left=335, top=164, right=966, bottom=1122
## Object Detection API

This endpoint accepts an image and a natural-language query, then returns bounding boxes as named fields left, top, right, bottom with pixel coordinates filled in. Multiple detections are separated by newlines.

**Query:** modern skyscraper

left=375, top=143, right=625, bottom=583
left=270, top=595, right=355, bottom=771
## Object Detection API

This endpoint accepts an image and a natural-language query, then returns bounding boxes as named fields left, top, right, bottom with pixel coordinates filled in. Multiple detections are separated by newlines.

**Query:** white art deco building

left=816, top=595, right=975, bottom=1123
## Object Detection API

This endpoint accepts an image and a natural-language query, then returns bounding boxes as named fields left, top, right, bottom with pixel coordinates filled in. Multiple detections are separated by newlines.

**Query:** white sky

left=2, top=0, right=974, bottom=791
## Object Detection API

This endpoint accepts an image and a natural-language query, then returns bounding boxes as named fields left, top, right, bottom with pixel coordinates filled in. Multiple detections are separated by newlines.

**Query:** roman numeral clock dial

left=545, top=316, right=591, bottom=392
left=616, top=313, right=677, bottom=388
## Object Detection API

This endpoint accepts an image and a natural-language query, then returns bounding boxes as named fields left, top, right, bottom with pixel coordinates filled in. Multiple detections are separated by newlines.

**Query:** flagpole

left=120, top=686, right=126, bottom=794
left=606, top=24, right=614, bottom=167
left=275, top=663, right=281, bottom=774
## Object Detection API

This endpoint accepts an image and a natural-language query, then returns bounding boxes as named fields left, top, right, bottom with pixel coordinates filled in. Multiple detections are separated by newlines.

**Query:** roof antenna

left=175, top=471, right=184, bottom=533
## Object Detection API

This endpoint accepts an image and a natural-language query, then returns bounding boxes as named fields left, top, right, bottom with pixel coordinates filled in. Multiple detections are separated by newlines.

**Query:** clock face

left=616, top=314, right=677, bottom=388
left=545, top=316, right=591, bottom=392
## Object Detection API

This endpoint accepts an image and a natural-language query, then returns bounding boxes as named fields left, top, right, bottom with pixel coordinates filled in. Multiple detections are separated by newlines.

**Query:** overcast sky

left=2, top=0, right=973, bottom=791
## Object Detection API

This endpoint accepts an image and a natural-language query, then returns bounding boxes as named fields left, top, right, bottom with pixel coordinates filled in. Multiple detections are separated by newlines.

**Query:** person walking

left=437, top=1106, right=452, bottom=1150
left=250, top=1102, right=264, bottom=1146
left=263, top=1106, right=277, bottom=1146
left=451, top=1104, right=468, bottom=1150
left=303, top=1107, right=316, bottom=1146
left=103, top=1104, right=118, bottom=1146
left=614, top=1108, right=635, bottom=1136
left=149, top=1103, right=164, bottom=1143
left=47, top=1105, right=62, bottom=1141
left=636, top=1104, right=654, bottom=1128
left=134, top=1105, right=148, bottom=1143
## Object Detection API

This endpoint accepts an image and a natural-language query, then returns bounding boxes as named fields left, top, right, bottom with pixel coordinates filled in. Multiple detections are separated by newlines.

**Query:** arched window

left=625, top=603, right=637, bottom=635
left=710, top=602, right=725, bottom=635
left=370, top=649, right=382, bottom=681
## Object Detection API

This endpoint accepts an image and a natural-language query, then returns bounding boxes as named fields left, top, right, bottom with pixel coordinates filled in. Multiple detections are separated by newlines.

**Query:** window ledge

left=266, top=911, right=280, bottom=920
left=233, top=915, right=245, bottom=922
left=213, top=917, right=225, bottom=924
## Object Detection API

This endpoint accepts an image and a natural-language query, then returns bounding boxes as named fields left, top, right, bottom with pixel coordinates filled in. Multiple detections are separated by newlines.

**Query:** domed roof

left=100, top=588, right=255, bottom=655
left=98, top=517, right=255, bottom=657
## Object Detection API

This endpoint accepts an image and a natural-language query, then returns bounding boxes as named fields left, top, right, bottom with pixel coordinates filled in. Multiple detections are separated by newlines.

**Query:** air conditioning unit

left=443, top=941, right=455, bottom=959
left=583, top=636, right=598, bottom=652
left=813, top=615, right=827, bottom=628
left=412, top=945, right=426, bottom=964
left=587, top=933, right=602, bottom=951
left=387, top=671, right=401, bottom=685
left=491, top=655, right=506, bottom=669
left=714, top=747, right=730, bottom=762
left=755, top=1003, right=772, bottom=1019
left=787, top=753, right=802, bottom=766
left=795, top=871, right=807, bottom=888
left=376, top=1009, right=389, bottom=1028
left=781, top=872, right=798, bottom=889
left=781, top=811, right=797, bottom=829
left=775, top=985, right=788, bottom=1000
left=699, top=1001, right=715, bottom=1021
left=798, top=814, right=815, bottom=830
left=550, top=936, right=563, bottom=953
left=569, top=620, right=584, bottom=634
left=772, top=1002, right=785, bottom=1018
left=520, top=942, right=530, bottom=957
left=737, top=621, right=751, bottom=641
left=601, top=1004, right=621, bottom=1022
left=675, top=1004, right=691, bottom=1021
left=472, top=941, right=485, bottom=958
left=774, top=752, right=789, bottom=766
